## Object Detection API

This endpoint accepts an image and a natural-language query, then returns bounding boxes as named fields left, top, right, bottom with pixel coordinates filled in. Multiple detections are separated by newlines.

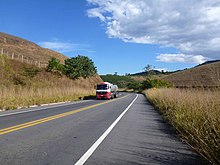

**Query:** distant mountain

left=163, top=60, right=220, bottom=87
left=0, top=32, right=68, bottom=64
left=130, top=70, right=173, bottom=77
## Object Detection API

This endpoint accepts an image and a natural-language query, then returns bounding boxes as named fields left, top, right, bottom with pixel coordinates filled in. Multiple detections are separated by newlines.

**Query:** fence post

left=1, top=48, right=3, bottom=55
left=21, top=55, right=24, bottom=62
left=12, top=52, right=14, bottom=59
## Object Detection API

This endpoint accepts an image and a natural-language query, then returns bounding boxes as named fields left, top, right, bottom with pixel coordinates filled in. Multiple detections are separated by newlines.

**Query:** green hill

left=100, top=75, right=136, bottom=88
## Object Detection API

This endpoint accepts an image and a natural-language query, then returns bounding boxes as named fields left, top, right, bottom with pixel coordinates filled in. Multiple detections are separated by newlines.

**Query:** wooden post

left=21, top=55, right=24, bottom=62
left=12, top=52, right=14, bottom=59
left=1, top=48, right=3, bottom=55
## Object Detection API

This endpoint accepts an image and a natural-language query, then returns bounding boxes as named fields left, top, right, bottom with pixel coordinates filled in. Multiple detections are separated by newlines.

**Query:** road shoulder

left=86, top=94, right=205, bottom=165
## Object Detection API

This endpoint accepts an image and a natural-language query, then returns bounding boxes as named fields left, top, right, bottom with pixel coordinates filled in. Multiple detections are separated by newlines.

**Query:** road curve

left=0, top=93, right=205, bottom=165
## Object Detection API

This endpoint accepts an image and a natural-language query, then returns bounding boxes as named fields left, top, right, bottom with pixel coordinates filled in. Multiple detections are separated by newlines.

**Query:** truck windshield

left=97, top=84, right=108, bottom=90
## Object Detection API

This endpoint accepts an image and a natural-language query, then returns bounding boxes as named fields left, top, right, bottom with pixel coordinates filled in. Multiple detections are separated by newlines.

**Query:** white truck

left=96, top=82, right=118, bottom=100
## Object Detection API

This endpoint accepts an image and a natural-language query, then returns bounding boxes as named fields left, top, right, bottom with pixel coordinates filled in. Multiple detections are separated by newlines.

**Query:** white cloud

left=38, top=40, right=77, bottom=53
left=156, top=54, right=209, bottom=64
left=87, top=0, right=220, bottom=60
left=38, top=40, right=95, bottom=54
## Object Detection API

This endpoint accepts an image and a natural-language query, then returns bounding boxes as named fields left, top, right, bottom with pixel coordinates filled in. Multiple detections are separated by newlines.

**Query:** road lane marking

left=0, top=95, right=129, bottom=136
left=0, top=100, right=93, bottom=117
left=75, top=94, right=138, bottom=165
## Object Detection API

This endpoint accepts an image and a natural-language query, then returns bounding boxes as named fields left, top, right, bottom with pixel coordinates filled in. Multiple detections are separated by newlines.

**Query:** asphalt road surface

left=0, top=93, right=205, bottom=165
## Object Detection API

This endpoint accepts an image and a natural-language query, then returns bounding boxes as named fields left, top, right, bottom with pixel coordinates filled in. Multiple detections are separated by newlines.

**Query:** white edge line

left=75, top=94, right=138, bottom=165
left=0, top=100, right=92, bottom=117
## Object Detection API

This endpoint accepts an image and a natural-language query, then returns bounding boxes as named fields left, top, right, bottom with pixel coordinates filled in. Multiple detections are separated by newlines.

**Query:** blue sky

left=0, top=0, right=219, bottom=75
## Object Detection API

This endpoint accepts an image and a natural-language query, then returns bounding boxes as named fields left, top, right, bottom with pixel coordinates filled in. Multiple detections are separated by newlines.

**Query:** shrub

left=142, top=78, right=173, bottom=89
left=127, top=81, right=142, bottom=91
left=22, top=67, right=40, bottom=78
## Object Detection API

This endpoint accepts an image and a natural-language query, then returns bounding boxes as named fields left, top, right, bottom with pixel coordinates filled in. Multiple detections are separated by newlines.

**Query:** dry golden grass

left=144, top=88, right=220, bottom=164
left=0, top=85, right=95, bottom=110
left=163, top=61, right=220, bottom=88
left=130, top=76, right=146, bottom=82
left=0, top=55, right=102, bottom=110
left=0, top=32, right=68, bottom=64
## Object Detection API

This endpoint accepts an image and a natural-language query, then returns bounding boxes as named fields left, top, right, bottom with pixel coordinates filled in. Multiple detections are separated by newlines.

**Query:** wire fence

left=0, top=48, right=48, bottom=68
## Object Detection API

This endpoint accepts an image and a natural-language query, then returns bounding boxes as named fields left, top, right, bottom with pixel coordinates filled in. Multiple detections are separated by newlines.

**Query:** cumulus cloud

left=156, top=54, right=209, bottom=64
left=87, top=0, right=220, bottom=60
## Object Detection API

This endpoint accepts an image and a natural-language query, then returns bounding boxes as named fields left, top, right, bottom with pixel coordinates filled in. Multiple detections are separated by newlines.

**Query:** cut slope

left=0, top=32, right=67, bottom=64
left=163, top=61, right=220, bottom=87
left=0, top=56, right=102, bottom=109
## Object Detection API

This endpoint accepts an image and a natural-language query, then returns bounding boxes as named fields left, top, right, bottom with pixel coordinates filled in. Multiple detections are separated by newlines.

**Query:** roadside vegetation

left=100, top=74, right=136, bottom=88
left=144, top=88, right=220, bottom=164
left=0, top=55, right=100, bottom=110
left=101, top=73, right=172, bottom=92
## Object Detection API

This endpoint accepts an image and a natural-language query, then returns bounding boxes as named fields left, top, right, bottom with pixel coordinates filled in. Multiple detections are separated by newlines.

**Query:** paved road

left=0, top=93, right=205, bottom=165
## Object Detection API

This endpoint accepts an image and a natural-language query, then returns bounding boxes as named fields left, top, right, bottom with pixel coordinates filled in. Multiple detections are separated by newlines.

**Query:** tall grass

left=0, top=56, right=101, bottom=110
left=0, top=85, right=95, bottom=110
left=144, top=88, right=220, bottom=164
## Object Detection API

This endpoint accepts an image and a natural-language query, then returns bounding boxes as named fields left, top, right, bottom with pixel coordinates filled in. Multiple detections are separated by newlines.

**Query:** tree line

left=101, top=74, right=172, bottom=91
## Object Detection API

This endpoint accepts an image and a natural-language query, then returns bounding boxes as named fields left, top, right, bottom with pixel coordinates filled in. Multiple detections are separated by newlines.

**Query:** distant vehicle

left=96, top=82, right=118, bottom=100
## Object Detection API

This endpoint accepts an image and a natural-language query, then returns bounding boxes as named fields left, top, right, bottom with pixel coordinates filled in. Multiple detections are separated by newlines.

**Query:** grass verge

left=144, top=88, right=220, bottom=164
left=0, top=86, right=95, bottom=110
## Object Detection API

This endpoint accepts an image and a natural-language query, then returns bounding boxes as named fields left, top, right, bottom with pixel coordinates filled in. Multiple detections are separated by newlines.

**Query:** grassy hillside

left=0, top=55, right=102, bottom=110
left=163, top=61, right=220, bottom=88
left=100, top=75, right=136, bottom=88
left=0, top=32, right=67, bottom=64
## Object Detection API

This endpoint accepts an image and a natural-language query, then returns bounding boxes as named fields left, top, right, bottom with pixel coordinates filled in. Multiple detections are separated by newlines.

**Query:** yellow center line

left=0, top=94, right=129, bottom=135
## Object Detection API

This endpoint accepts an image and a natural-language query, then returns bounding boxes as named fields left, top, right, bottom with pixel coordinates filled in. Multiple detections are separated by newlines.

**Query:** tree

left=64, top=55, right=97, bottom=79
left=143, top=64, right=153, bottom=72
left=143, top=64, right=156, bottom=76
left=47, top=57, right=64, bottom=74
